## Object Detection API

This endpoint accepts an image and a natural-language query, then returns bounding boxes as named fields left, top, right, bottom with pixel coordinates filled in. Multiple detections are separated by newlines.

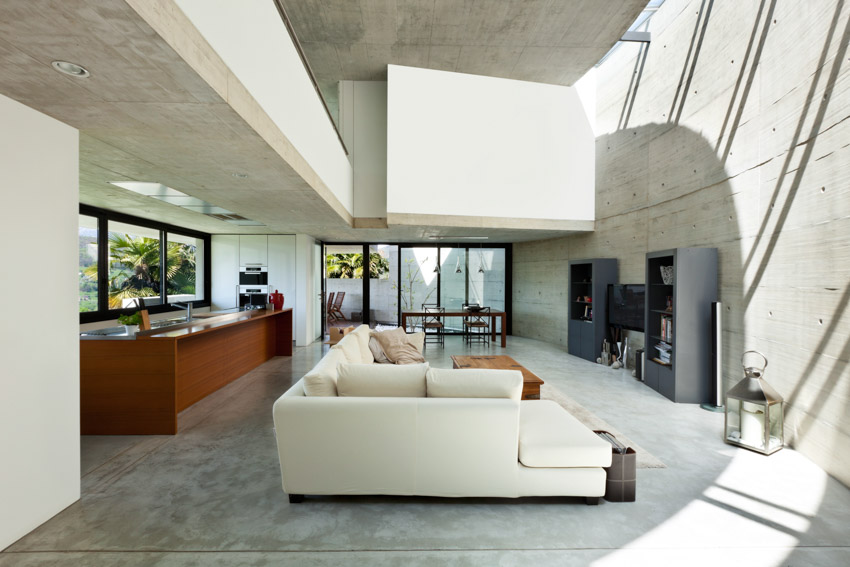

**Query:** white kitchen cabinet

left=267, top=235, right=296, bottom=310
left=211, top=235, right=239, bottom=310
left=239, top=235, right=268, bottom=266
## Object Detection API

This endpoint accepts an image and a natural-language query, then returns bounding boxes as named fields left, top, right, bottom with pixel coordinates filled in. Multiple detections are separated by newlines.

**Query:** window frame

left=80, top=204, right=212, bottom=324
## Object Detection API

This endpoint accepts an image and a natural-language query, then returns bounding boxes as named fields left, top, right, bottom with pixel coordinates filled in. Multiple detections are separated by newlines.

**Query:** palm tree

left=326, top=252, right=390, bottom=279
left=104, top=234, right=196, bottom=308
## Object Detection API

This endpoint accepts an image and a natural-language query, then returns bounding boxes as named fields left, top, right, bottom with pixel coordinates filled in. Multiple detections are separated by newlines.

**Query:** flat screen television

left=608, top=284, right=645, bottom=332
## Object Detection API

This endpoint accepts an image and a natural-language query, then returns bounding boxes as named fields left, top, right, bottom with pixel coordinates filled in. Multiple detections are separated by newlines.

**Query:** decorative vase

left=660, top=265, right=674, bottom=285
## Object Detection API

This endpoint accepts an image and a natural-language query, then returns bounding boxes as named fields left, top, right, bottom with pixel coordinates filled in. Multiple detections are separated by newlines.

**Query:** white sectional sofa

left=272, top=325, right=612, bottom=503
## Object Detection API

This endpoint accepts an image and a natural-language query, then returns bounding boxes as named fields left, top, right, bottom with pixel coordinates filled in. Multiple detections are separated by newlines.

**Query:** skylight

left=108, top=181, right=265, bottom=226
left=595, top=0, right=664, bottom=67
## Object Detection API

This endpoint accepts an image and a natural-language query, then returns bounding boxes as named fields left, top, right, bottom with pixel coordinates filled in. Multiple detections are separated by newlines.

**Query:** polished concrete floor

left=3, top=335, right=849, bottom=566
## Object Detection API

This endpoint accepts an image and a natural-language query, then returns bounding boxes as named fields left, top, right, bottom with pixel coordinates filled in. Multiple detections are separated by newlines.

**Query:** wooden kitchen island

left=81, top=308, right=293, bottom=435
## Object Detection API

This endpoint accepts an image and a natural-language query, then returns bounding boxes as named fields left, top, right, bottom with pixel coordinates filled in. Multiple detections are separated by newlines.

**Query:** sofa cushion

left=518, top=400, right=612, bottom=468
left=331, top=333, right=364, bottom=364
left=369, top=336, right=392, bottom=364
left=302, top=348, right=348, bottom=396
left=426, top=368, right=522, bottom=400
left=351, top=324, right=375, bottom=364
left=371, top=327, right=425, bottom=364
left=337, top=363, right=429, bottom=397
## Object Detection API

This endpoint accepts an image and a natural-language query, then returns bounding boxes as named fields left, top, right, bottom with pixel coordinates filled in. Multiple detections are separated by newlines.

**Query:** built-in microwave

left=239, top=266, right=268, bottom=286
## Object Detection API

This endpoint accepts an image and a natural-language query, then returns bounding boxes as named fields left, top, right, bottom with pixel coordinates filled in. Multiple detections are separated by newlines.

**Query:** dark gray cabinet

left=644, top=248, right=717, bottom=403
left=568, top=259, right=618, bottom=362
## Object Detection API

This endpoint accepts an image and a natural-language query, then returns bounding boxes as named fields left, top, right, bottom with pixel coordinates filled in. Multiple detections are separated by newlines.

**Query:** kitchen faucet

left=172, top=302, right=192, bottom=321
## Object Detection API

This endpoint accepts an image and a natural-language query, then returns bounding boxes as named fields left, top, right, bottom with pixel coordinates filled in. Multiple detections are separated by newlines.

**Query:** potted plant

left=117, top=311, right=142, bottom=334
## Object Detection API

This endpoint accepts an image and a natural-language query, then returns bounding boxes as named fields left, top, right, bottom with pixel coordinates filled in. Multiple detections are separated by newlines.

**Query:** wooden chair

left=329, top=291, right=345, bottom=321
left=325, top=292, right=336, bottom=320
left=463, top=304, right=490, bottom=346
left=422, top=303, right=445, bottom=348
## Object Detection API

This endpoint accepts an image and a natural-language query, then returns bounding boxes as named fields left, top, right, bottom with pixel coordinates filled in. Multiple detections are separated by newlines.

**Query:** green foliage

left=117, top=312, right=142, bottom=325
left=326, top=252, right=390, bottom=279
left=104, top=233, right=196, bottom=308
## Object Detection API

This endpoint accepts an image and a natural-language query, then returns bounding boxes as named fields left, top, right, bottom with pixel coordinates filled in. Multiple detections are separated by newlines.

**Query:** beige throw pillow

left=371, top=327, right=425, bottom=364
left=337, top=363, right=429, bottom=397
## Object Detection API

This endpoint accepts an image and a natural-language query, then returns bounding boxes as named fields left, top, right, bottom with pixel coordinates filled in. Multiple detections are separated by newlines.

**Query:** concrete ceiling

left=0, top=1, right=644, bottom=243
left=283, top=0, right=647, bottom=116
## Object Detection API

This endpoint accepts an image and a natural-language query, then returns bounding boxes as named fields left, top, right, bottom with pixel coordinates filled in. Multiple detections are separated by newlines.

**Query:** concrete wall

left=0, top=94, right=80, bottom=549
left=513, top=0, right=850, bottom=486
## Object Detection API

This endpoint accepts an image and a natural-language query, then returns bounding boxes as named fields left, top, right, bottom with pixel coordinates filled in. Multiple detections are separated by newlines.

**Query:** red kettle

left=269, top=290, right=284, bottom=310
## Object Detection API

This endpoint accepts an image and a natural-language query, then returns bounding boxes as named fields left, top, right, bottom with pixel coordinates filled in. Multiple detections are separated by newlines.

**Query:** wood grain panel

left=81, top=340, right=177, bottom=434
left=81, top=309, right=294, bottom=434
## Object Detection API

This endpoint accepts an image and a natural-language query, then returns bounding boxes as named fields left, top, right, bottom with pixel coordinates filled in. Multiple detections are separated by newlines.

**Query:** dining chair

left=422, top=303, right=445, bottom=348
left=462, top=303, right=490, bottom=346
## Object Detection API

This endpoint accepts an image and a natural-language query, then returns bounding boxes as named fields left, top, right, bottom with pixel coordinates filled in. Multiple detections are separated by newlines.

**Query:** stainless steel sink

left=149, top=317, right=191, bottom=329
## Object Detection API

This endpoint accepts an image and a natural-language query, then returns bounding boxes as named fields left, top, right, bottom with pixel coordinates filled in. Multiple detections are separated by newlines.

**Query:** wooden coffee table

left=450, top=355, right=544, bottom=400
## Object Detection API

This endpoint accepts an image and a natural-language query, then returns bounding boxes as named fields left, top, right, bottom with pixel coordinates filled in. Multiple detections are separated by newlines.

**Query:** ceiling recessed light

left=231, top=172, right=249, bottom=179
left=51, top=60, right=90, bottom=78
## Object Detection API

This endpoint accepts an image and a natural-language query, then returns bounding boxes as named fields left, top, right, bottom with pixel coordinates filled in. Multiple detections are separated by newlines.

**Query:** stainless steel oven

left=238, top=285, right=269, bottom=309
left=239, top=266, right=268, bottom=286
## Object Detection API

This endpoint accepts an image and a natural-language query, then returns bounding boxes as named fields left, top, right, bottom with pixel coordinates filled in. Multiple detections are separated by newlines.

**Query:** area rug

left=541, top=383, right=666, bottom=469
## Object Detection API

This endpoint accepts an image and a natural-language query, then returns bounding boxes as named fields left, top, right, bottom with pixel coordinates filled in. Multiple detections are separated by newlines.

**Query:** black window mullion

left=362, top=244, right=370, bottom=326
left=464, top=247, right=470, bottom=305
left=436, top=247, right=441, bottom=308
left=160, top=230, right=167, bottom=305
left=97, top=214, right=108, bottom=313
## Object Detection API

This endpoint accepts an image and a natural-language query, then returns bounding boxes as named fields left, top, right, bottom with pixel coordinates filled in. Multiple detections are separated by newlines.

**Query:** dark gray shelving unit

left=644, top=248, right=717, bottom=403
left=568, top=259, right=617, bottom=362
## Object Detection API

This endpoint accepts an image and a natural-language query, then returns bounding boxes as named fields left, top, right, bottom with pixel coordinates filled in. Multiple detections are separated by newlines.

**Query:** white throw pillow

left=331, top=333, right=363, bottom=364
left=337, top=363, right=429, bottom=397
left=426, top=367, right=522, bottom=400
left=351, top=324, right=375, bottom=363
left=303, top=348, right=347, bottom=396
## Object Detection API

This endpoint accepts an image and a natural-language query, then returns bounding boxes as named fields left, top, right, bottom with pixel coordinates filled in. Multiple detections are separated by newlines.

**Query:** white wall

left=295, top=234, right=318, bottom=346
left=175, top=0, right=353, bottom=213
left=268, top=235, right=296, bottom=309
left=386, top=65, right=595, bottom=221
left=339, top=81, right=388, bottom=219
left=0, top=94, right=80, bottom=549
left=211, top=234, right=239, bottom=310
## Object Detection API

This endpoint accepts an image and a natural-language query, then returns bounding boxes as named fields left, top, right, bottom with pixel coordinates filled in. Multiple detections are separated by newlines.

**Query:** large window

left=108, top=221, right=163, bottom=309
left=78, top=214, right=98, bottom=312
left=80, top=205, right=211, bottom=323
left=166, top=233, right=204, bottom=304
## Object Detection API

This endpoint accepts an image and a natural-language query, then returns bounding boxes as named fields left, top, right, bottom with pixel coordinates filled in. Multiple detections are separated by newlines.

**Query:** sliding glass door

left=369, top=244, right=398, bottom=327
left=322, top=242, right=510, bottom=334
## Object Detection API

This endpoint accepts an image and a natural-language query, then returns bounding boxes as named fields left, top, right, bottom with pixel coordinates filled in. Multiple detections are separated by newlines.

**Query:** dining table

left=400, top=309, right=507, bottom=347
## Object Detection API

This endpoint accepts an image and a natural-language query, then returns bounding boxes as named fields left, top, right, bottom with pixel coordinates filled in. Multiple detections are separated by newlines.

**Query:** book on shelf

left=660, top=314, right=673, bottom=342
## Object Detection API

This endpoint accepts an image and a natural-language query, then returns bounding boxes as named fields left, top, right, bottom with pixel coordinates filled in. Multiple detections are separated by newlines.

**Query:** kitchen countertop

left=79, top=308, right=287, bottom=340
